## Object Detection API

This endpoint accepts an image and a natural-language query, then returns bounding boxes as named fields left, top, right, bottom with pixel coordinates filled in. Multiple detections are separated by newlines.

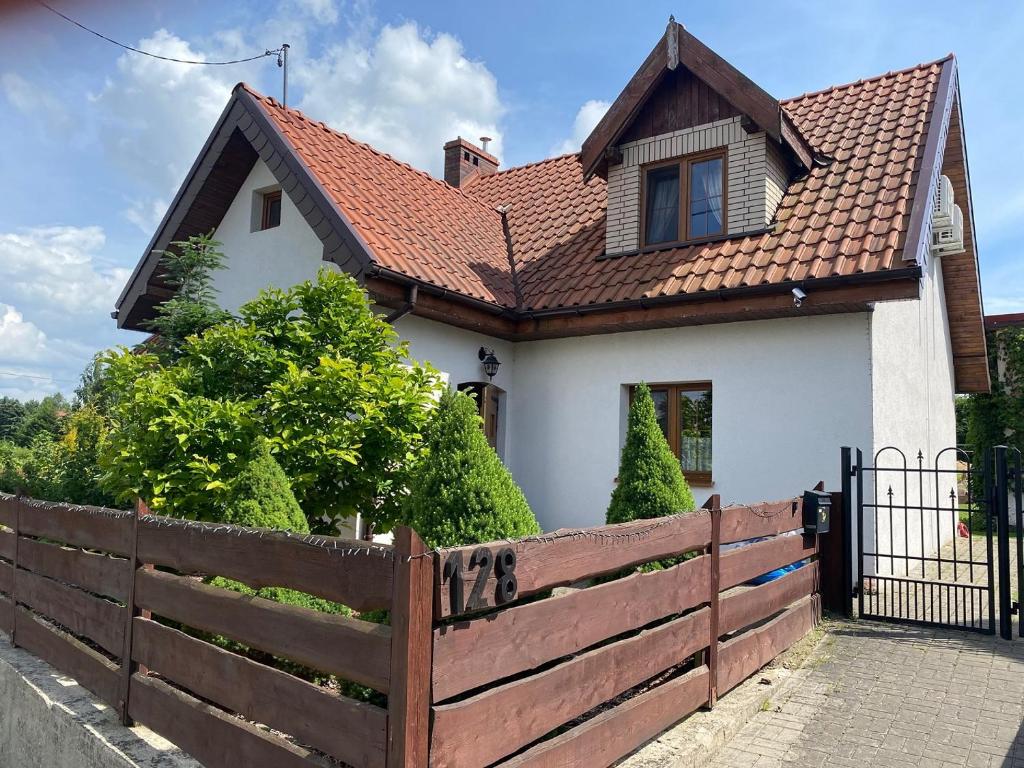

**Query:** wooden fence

left=0, top=491, right=823, bottom=768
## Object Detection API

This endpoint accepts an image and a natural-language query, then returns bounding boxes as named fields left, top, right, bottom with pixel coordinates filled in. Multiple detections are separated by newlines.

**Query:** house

left=113, top=19, right=988, bottom=532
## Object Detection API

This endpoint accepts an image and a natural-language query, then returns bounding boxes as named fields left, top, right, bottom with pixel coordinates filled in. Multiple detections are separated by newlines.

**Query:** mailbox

left=802, top=489, right=831, bottom=534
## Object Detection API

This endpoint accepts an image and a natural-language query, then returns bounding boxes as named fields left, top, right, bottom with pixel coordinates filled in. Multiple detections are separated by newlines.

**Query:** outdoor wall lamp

left=478, top=347, right=501, bottom=380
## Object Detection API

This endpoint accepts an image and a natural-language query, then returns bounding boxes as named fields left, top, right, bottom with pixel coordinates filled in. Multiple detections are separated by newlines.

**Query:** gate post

left=994, top=446, right=1013, bottom=640
left=841, top=447, right=854, bottom=618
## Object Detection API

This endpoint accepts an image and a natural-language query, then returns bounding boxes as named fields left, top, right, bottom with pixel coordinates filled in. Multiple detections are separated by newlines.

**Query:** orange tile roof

left=244, top=56, right=949, bottom=312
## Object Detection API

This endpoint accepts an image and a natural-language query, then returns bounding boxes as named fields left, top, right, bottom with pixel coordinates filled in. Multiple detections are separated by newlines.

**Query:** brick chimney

left=443, top=137, right=499, bottom=187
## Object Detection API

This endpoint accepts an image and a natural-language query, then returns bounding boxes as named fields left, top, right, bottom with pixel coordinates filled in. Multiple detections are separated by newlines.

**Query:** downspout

left=385, top=284, right=418, bottom=324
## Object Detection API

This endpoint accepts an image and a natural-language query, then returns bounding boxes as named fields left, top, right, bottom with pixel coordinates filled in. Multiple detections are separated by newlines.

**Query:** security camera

left=792, top=287, right=807, bottom=307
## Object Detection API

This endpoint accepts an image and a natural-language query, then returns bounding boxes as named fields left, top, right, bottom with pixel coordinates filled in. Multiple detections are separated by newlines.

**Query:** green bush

left=0, top=440, right=29, bottom=494
left=607, top=383, right=695, bottom=524
left=0, top=398, right=25, bottom=442
left=222, top=441, right=307, bottom=532
left=401, top=388, right=540, bottom=548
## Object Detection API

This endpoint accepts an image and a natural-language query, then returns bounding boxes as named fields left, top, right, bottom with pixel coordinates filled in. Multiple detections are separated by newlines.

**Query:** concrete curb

left=618, top=625, right=834, bottom=768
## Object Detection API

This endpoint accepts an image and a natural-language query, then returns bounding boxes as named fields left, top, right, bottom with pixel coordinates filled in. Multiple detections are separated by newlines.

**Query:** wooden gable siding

left=940, top=87, right=989, bottom=393
left=619, top=66, right=741, bottom=145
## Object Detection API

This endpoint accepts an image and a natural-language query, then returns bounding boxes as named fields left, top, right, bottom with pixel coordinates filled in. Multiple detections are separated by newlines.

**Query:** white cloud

left=297, top=22, right=504, bottom=176
left=292, top=0, right=340, bottom=24
left=1, top=72, right=71, bottom=133
left=552, top=99, right=610, bottom=156
left=0, top=304, right=47, bottom=364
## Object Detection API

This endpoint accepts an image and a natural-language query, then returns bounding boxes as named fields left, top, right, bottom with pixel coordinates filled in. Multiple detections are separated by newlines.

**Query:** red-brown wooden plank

left=719, top=561, right=820, bottom=637
left=718, top=595, right=820, bottom=695
left=387, top=527, right=433, bottom=768
left=430, top=608, right=710, bottom=768
left=720, top=499, right=803, bottom=544
left=18, top=502, right=133, bottom=555
left=17, top=537, right=130, bottom=601
left=132, top=617, right=386, bottom=767
left=436, top=513, right=711, bottom=618
left=15, top=567, right=126, bottom=656
left=719, top=533, right=817, bottom=591
left=0, top=530, right=14, bottom=561
left=134, top=568, right=391, bottom=692
left=137, top=516, right=393, bottom=611
left=497, top=666, right=709, bottom=768
left=0, top=559, right=11, bottom=595
left=13, top=607, right=121, bottom=708
left=0, top=495, right=16, bottom=529
left=128, top=674, right=325, bottom=768
left=433, top=553, right=711, bottom=702
left=0, top=594, right=12, bottom=634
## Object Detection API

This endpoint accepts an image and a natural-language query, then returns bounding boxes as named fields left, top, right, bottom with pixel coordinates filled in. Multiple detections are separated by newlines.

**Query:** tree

left=145, top=232, right=232, bottom=359
left=13, top=394, right=68, bottom=447
left=221, top=440, right=307, bottom=532
left=401, top=388, right=540, bottom=548
left=0, top=397, right=25, bottom=442
left=101, top=269, right=439, bottom=532
left=964, top=324, right=1024, bottom=471
left=607, top=383, right=695, bottom=524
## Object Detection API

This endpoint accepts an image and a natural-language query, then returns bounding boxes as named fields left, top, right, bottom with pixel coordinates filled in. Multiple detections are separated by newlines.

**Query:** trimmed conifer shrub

left=402, top=388, right=540, bottom=548
left=607, top=383, right=696, bottom=524
left=222, top=440, right=308, bottom=533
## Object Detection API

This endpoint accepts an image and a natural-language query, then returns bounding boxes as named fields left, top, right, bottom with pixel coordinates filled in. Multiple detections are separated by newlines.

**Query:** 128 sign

left=441, top=546, right=518, bottom=615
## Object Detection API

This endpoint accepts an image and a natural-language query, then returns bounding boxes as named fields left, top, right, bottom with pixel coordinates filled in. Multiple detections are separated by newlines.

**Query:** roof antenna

left=277, top=43, right=290, bottom=106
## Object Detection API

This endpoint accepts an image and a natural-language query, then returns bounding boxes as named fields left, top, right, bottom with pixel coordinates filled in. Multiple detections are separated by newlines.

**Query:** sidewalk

left=707, top=620, right=1024, bottom=768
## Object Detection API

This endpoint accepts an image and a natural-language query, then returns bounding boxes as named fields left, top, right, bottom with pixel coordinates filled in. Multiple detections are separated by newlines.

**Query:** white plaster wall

left=867, top=259, right=958, bottom=575
left=210, top=159, right=336, bottom=314
left=507, top=314, right=875, bottom=531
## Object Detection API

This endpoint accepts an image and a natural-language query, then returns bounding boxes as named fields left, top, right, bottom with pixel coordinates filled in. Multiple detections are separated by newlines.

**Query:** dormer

left=584, top=18, right=817, bottom=258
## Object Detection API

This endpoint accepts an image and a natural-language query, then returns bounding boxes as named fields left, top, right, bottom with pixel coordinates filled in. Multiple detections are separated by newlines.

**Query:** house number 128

left=442, top=546, right=518, bottom=614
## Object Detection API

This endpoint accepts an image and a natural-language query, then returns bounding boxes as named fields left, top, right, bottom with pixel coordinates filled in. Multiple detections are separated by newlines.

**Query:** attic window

left=260, top=190, right=282, bottom=230
left=642, top=151, right=726, bottom=246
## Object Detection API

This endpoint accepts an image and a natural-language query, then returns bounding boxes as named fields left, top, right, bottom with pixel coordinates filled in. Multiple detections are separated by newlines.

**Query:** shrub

left=401, top=388, right=540, bottom=548
left=0, top=440, right=29, bottom=494
left=222, top=441, right=307, bottom=532
left=607, top=383, right=695, bottom=524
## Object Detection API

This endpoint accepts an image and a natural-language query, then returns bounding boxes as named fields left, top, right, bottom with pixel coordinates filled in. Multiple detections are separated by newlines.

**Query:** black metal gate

left=843, top=445, right=1004, bottom=635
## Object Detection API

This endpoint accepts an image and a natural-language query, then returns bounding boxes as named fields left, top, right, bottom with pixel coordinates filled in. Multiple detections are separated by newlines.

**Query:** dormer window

left=642, top=151, right=726, bottom=247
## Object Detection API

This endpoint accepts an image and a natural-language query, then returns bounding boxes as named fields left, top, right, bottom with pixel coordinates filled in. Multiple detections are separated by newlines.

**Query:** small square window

left=260, top=190, right=282, bottom=230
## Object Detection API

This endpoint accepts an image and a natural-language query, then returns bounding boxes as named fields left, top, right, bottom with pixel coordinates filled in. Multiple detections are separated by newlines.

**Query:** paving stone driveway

left=708, top=620, right=1024, bottom=768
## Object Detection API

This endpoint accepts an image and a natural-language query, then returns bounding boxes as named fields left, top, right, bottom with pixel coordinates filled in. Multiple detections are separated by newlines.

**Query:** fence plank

left=387, top=527, right=433, bottom=768
left=436, top=513, right=711, bottom=619
left=13, top=607, right=121, bottom=707
left=134, top=569, right=391, bottom=692
left=0, top=559, right=11, bottom=595
left=433, top=553, right=711, bottom=703
left=0, top=530, right=14, bottom=560
left=132, top=617, right=387, bottom=767
left=719, top=533, right=816, bottom=591
left=0, top=495, right=16, bottom=529
left=18, top=502, right=133, bottom=555
left=497, top=666, right=709, bottom=768
left=430, top=608, right=710, bottom=768
left=16, top=537, right=129, bottom=601
left=719, top=561, right=820, bottom=637
left=719, top=499, right=803, bottom=544
left=137, top=517, right=393, bottom=611
left=718, top=595, right=820, bottom=695
left=0, top=595, right=11, bottom=634
left=128, top=674, right=327, bottom=768
left=15, top=567, right=126, bottom=656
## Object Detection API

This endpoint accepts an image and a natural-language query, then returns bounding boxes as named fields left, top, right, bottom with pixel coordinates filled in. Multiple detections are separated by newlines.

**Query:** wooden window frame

left=260, top=190, right=282, bottom=230
left=639, top=149, right=727, bottom=249
left=628, top=381, right=713, bottom=486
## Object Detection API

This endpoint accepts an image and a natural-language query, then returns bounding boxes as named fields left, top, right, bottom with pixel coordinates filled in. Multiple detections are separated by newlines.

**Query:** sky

left=0, top=0, right=1022, bottom=400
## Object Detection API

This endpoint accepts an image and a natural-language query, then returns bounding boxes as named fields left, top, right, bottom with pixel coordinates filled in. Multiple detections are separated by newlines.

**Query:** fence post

left=388, top=526, right=433, bottom=767
left=118, top=498, right=148, bottom=726
left=840, top=447, right=854, bottom=618
left=995, top=447, right=1013, bottom=640
left=705, top=494, right=721, bottom=709
left=9, top=496, right=22, bottom=647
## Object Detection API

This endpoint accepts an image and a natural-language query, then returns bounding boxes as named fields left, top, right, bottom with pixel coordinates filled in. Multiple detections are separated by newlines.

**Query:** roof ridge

left=236, top=83, right=508, bottom=223
left=781, top=53, right=954, bottom=104
left=473, top=151, right=581, bottom=180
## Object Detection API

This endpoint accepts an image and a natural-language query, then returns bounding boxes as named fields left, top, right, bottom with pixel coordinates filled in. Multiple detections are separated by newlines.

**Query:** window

left=642, top=151, right=725, bottom=246
left=631, top=382, right=713, bottom=484
left=260, top=190, right=282, bottom=230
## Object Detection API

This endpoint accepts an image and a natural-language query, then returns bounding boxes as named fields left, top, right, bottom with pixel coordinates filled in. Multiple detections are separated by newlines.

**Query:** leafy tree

left=74, top=353, right=117, bottom=414
left=401, top=388, right=540, bottom=548
left=145, top=232, right=232, bottom=359
left=0, top=440, right=30, bottom=494
left=101, top=269, right=439, bottom=531
left=607, top=383, right=695, bottom=524
left=964, top=325, right=1024, bottom=472
left=13, top=394, right=68, bottom=447
left=0, top=398, right=25, bottom=442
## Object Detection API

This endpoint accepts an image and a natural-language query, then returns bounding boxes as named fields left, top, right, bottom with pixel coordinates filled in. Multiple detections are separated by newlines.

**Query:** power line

left=35, top=1, right=283, bottom=66
left=0, top=370, right=76, bottom=385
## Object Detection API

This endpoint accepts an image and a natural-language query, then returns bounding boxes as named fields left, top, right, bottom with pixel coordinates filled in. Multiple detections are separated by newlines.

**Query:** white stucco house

left=114, top=21, right=988, bottom=533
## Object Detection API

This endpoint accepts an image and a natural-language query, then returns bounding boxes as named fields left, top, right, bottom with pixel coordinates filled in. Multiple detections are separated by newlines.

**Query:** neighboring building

left=986, top=313, right=1024, bottom=392
left=114, top=20, right=988, bottom=532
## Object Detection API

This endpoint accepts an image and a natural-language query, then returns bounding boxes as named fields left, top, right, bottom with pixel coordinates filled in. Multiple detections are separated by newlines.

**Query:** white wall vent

left=932, top=203, right=965, bottom=256
left=932, top=174, right=955, bottom=228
